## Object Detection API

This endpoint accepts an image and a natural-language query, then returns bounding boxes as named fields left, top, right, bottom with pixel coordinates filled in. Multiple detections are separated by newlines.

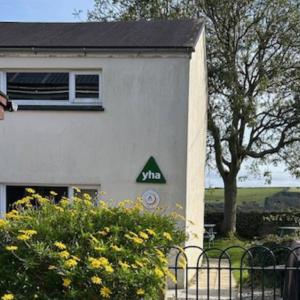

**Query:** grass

left=204, top=237, right=250, bottom=282
left=205, top=187, right=288, bottom=205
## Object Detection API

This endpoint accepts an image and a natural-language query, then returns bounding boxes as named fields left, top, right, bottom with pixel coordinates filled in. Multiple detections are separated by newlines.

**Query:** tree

left=88, top=0, right=300, bottom=235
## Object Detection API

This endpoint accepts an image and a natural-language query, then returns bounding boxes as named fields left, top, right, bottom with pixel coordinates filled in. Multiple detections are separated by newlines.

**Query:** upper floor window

left=7, top=72, right=69, bottom=101
left=0, top=70, right=102, bottom=107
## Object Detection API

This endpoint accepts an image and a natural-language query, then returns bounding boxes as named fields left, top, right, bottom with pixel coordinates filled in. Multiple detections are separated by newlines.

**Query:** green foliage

left=205, top=211, right=300, bottom=238
left=87, top=0, right=300, bottom=234
left=87, top=0, right=196, bottom=21
left=0, top=190, right=185, bottom=300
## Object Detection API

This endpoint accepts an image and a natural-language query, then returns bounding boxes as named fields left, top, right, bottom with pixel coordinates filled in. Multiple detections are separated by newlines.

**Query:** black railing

left=168, top=245, right=300, bottom=300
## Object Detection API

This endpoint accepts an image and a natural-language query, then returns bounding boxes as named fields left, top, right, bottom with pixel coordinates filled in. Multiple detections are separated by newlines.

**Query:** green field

left=205, top=187, right=299, bottom=204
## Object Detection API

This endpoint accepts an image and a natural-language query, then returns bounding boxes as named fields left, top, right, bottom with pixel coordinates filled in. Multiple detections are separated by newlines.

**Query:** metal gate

left=167, top=245, right=300, bottom=300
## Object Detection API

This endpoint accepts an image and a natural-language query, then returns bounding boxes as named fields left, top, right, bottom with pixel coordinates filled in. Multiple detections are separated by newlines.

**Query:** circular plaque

left=142, top=190, right=160, bottom=209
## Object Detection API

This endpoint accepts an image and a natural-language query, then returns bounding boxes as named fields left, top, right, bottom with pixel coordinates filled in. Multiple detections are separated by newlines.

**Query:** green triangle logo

left=136, top=157, right=166, bottom=184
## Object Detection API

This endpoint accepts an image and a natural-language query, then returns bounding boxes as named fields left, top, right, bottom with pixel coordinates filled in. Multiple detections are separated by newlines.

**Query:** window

left=6, top=185, right=69, bottom=211
left=75, top=74, right=99, bottom=99
left=7, top=72, right=69, bottom=101
left=1, top=71, right=102, bottom=107
left=69, top=186, right=100, bottom=200
left=0, top=185, right=101, bottom=214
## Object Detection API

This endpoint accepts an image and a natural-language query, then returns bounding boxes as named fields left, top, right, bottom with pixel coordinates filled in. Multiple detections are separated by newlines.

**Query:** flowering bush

left=0, top=190, right=185, bottom=300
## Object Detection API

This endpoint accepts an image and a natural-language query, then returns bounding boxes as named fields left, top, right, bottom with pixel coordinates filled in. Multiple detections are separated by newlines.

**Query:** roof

left=0, top=19, right=204, bottom=52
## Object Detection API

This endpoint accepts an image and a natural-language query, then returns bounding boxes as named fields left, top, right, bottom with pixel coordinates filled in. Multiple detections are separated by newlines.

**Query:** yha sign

left=136, top=157, right=166, bottom=184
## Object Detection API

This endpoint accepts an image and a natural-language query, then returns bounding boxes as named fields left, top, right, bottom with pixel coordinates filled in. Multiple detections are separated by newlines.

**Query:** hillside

left=205, top=187, right=298, bottom=205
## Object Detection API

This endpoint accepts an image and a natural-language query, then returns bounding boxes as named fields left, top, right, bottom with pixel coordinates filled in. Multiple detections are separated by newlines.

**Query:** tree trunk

left=222, top=176, right=237, bottom=236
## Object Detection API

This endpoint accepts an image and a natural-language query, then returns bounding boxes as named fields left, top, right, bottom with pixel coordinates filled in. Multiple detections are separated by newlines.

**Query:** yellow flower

left=54, top=206, right=64, bottom=212
left=5, top=246, right=18, bottom=252
left=98, top=230, right=108, bottom=236
left=179, top=257, right=187, bottom=269
left=163, top=232, right=172, bottom=241
left=72, top=186, right=81, bottom=193
left=89, top=258, right=102, bottom=269
left=132, top=237, right=143, bottom=244
left=119, top=261, right=130, bottom=270
left=64, top=259, right=78, bottom=268
left=62, top=278, right=71, bottom=287
left=104, top=265, right=114, bottom=273
left=0, top=219, right=8, bottom=228
left=58, top=251, right=70, bottom=259
left=6, top=210, right=20, bottom=220
left=94, top=246, right=106, bottom=252
left=135, top=260, right=145, bottom=268
left=166, top=270, right=177, bottom=283
left=72, top=255, right=80, bottom=262
left=154, top=267, right=165, bottom=278
left=176, top=203, right=183, bottom=209
left=138, top=231, right=149, bottom=240
left=136, top=288, right=145, bottom=296
left=1, top=294, right=14, bottom=300
left=100, top=287, right=111, bottom=298
left=111, top=244, right=122, bottom=252
left=54, top=241, right=67, bottom=250
left=26, top=188, right=36, bottom=194
left=50, top=191, right=58, bottom=196
left=19, top=229, right=37, bottom=236
left=17, top=234, right=30, bottom=241
left=146, top=228, right=156, bottom=236
left=83, top=193, right=92, bottom=201
left=91, top=276, right=102, bottom=285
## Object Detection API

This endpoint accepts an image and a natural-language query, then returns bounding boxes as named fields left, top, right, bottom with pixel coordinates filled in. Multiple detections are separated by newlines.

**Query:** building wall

left=0, top=52, right=190, bottom=214
left=186, top=31, right=208, bottom=250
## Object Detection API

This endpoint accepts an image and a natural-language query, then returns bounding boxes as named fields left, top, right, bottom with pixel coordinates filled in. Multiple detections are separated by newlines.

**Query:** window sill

left=17, top=104, right=105, bottom=111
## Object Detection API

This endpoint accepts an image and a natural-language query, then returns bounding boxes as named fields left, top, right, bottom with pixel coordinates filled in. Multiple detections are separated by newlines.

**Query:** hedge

left=205, top=211, right=300, bottom=238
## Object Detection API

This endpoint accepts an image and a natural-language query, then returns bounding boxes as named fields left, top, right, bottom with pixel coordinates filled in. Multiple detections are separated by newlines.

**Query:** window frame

left=0, top=184, right=101, bottom=215
left=0, top=70, right=103, bottom=106
left=71, top=71, right=102, bottom=104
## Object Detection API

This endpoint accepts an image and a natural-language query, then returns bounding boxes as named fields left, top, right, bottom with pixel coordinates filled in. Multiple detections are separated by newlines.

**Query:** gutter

left=0, top=46, right=194, bottom=55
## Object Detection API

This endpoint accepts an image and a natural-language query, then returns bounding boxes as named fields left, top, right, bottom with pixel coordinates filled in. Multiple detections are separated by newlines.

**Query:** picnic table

left=204, top=224, right=216, bottom=247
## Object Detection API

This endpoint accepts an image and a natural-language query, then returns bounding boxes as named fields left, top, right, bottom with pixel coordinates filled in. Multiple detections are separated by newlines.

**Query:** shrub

left=205, top=211, right=300, bottom=238
left=0, top=189, right=185, bottom=300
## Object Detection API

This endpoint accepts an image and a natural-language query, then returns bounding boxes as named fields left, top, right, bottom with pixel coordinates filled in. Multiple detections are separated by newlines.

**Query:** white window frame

left=70, top=71, right=102, bottom=104
left=0, top=184, right=6, bottom=217
left=0, top=70, right=102, bottom=106
left=68, top=185, right=101, bottom=199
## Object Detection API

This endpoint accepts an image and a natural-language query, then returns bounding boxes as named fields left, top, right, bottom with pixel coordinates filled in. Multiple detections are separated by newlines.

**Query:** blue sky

left=0, top=0, right=94, bottom=22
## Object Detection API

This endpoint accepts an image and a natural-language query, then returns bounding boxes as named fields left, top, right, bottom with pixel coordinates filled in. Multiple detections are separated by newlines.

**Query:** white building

left=0, top=20, right=207, bottom=248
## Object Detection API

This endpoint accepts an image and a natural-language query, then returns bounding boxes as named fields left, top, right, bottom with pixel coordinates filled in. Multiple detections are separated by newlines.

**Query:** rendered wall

left=0, top=52, right=190, bottom=215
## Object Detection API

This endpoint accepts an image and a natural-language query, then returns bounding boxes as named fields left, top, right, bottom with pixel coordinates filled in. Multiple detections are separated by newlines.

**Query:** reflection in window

left=7, top=72, right=69, bottom=100
left=75, top=74, right=99, bottom=99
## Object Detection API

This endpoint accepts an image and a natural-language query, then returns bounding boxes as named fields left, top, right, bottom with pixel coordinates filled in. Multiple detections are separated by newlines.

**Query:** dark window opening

left=7, top=72, right=69, bottom=100
left=75, top=74, right=99, bottom=99
left=6, top=186, right=68, bottom=212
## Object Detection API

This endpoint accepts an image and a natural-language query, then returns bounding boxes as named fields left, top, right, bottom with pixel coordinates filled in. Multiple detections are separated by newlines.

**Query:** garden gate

left=167, top=245, right=300, bottom=300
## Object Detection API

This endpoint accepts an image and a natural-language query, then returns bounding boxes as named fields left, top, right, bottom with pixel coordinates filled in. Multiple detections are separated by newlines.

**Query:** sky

left=0, top=0, right=94, bottom=22
left=0, top=1, right=298, bottom=188
left=206, top=164, right=300, bottom=188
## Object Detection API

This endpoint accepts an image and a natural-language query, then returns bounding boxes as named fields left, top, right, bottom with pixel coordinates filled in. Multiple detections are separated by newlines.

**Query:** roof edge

left=0, top=46, right=194, bottom=54
left=191, top=21, right=205, bottom=50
